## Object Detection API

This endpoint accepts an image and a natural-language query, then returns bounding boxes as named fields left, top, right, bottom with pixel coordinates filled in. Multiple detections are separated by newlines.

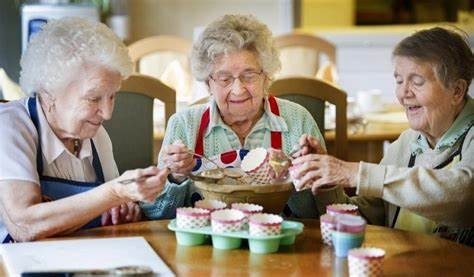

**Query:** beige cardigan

left=314, top=126, right=474, bottom=229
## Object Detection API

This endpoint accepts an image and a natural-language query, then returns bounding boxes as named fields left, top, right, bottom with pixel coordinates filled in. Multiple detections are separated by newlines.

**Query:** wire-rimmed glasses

left=209, top=70, right=264, bottom=88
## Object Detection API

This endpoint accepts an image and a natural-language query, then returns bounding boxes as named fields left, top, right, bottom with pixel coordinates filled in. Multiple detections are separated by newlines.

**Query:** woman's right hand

left=114, top=166, right=169, bottom=203
left=161, top=141, right=195, bottom=182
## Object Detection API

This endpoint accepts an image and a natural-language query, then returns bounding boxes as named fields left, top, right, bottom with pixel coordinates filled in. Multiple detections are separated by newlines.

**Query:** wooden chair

left=270, top=77, right=347, bottom=160
left=128, top=35, right=192, bottom=74
left=274, top=33, right=336, bottom=78
left=103, top=74, right=176, bottom=173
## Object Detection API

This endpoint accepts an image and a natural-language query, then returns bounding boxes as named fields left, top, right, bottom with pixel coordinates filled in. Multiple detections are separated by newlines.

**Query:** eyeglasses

left=209, top=70, right=264, bottom=88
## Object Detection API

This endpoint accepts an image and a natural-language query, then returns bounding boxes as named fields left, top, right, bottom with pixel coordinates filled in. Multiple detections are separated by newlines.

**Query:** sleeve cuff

left=357, top=162, right=386, bottom=198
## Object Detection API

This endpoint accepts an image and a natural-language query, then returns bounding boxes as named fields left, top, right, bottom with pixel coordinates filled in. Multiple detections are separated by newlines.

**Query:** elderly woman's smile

left=394, top=56, right=464, bottom=145
left=209, top=50, right=266, bottom=123
left=43, top=65, right=122, bottom=140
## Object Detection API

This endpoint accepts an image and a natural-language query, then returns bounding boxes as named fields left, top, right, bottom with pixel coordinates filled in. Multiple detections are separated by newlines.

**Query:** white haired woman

left=0, top=17, right=169, bottom=242
left=141, top=14, right=324, bottom=219
left=291, top=27, right=474, bottom=245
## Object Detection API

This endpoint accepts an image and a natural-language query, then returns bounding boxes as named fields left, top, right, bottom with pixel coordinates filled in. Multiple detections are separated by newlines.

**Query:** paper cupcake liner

left=211, top=209, right=245, bottom=233
left=194, top=199, right=227, bottom=212
left=248, top=213, right=283, bottom=236
left=348, top=248, right=385, bottom=277
left=326, top=204, right=359, bottom=216
left=246, top=162, right=273, bottom=185
left=231, top=203, right=264, bottom=216
left=334, top=214, right=366, bottom=233
left=249, top=224, right=281, bottom=236
left=176, top=207, right=210, bottom=229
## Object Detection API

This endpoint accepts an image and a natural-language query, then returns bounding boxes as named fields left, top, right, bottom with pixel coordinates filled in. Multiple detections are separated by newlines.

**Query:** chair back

left=103, top=74, right=176, bottom=173
left=274, top=33, right=336, bottom=78
left=270, top=77, right=347, bottom=159
left=128, top=35, right=195, bottom=104
left=128, top=35, right=192, bottom=72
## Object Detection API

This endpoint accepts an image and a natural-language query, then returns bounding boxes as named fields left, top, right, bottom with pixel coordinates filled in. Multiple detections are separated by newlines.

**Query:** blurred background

left=1, top=0, right=473, bottom=101
left=1, top=0, right=473, bottom=163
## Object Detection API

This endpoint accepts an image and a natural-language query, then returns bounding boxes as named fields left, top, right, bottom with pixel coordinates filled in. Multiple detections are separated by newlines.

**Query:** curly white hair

left=190, top=14, right=281, bottom=82
left=20, top=17, right=132, bottom=95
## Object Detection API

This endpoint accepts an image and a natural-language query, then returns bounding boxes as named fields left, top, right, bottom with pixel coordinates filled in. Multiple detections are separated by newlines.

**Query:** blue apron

left=2, top=97, right=104, bottom=243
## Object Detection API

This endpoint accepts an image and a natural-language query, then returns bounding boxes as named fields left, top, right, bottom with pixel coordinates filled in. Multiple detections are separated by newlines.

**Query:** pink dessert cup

left=211, top=209, right=246, bottom=233
left=248, top=213, right=283, bottom=236
left=176, top=207, right=210, bottom=229
left=194, top=199, right=227, bottom=212
left=320, top=213, right=335, bottom=246
left=326, top=204, right=359, bottom=216
left=241, top=148, right=272, bottom=185
left=348, top=247, right=385, bottom=277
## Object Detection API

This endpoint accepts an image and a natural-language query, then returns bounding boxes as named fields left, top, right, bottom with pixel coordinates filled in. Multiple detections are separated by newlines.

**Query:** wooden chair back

left=128, top=35, right=192, bottom=73
left=270, top=77, right=347, bottom=159
left=103, top=74, right=176, bottom=173
left=274, top=33, right=336, bottom=78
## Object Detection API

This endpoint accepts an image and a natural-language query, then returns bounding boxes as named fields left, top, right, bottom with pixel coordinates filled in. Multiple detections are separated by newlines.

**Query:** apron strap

left=28, top=97, right=44, bottom=175
left=268, top=95, right=282, bottom=150
left=194, top=96, right=283, bottom=155
left=194, top=107, right=210, bottom=156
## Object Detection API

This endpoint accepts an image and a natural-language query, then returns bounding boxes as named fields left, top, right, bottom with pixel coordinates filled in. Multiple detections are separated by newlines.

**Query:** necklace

left=73, top=139, right=81, bottom=157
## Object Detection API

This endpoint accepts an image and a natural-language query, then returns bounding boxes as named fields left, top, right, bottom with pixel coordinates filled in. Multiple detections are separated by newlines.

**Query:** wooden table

left=325, top=111, right=409, bottom=163
left=3, top=219, right=471, bottom=276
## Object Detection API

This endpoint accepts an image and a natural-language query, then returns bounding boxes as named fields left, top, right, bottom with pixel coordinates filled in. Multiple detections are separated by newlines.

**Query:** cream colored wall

left=302, top=0, right=355, bottom=28
left=129, top=0, right=294, bottom=42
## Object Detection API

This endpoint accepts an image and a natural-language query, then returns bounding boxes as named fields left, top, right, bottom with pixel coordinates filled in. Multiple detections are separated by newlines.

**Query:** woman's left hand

left=101, top=202, right=141, bottom=226
left=291, top=154, right=359, bottom=195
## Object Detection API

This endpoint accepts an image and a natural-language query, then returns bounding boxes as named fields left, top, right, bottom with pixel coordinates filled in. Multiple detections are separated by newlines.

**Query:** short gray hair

left=20, top=17, right=132, bottom=95
left=393, top=27, right=473, bottom=94
left=191, top=14, right=281, bottom=81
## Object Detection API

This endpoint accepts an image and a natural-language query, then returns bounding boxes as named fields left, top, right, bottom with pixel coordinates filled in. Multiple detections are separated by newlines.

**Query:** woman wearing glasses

left=142, top=14, right=324, bottom=219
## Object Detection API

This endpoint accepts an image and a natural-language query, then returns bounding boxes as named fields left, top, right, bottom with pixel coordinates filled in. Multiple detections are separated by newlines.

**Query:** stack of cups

left=332, top=214, right=366, bottom=257
left=326, top=204, right=359, bottom=216
left=320, top=204, right=359, bottom=246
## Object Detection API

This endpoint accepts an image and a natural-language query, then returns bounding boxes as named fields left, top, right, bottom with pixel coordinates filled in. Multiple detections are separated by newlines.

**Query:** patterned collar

left=411, top=97, right=474, bottom=154
left=205, top=96, right=288, bottom=137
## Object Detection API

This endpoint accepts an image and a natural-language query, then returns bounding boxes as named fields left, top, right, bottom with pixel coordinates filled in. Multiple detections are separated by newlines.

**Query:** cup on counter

left=332, top=214, right=366, bottom=257
left=348, top=247, right=385, bottom=277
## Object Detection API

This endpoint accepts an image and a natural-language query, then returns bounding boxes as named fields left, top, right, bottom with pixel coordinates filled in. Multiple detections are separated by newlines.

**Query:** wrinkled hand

left=115, top=166, right=169, bottom=203
left=291, top=154, right=359, bottom=195
left=292, top=134, right=327, bottom=159
left=162, top=141, right=195, bottom=182
left=101, top=202, right=141, bottom=226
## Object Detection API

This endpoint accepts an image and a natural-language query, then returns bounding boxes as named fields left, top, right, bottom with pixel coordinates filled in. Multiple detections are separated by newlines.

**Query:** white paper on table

left=0, top=236, right=174, bottom=277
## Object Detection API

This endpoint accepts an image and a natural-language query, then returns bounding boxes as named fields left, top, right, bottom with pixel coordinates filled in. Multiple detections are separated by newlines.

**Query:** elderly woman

left=291, top=27, right=473, bottom=245
left=141, top=15, right=324, bottom=219
left=0, top=17, right=169, bottom=242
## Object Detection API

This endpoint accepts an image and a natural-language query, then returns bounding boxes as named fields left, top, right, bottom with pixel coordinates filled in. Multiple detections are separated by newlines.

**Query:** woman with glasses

left=141, top=14, right=325, bottom=219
